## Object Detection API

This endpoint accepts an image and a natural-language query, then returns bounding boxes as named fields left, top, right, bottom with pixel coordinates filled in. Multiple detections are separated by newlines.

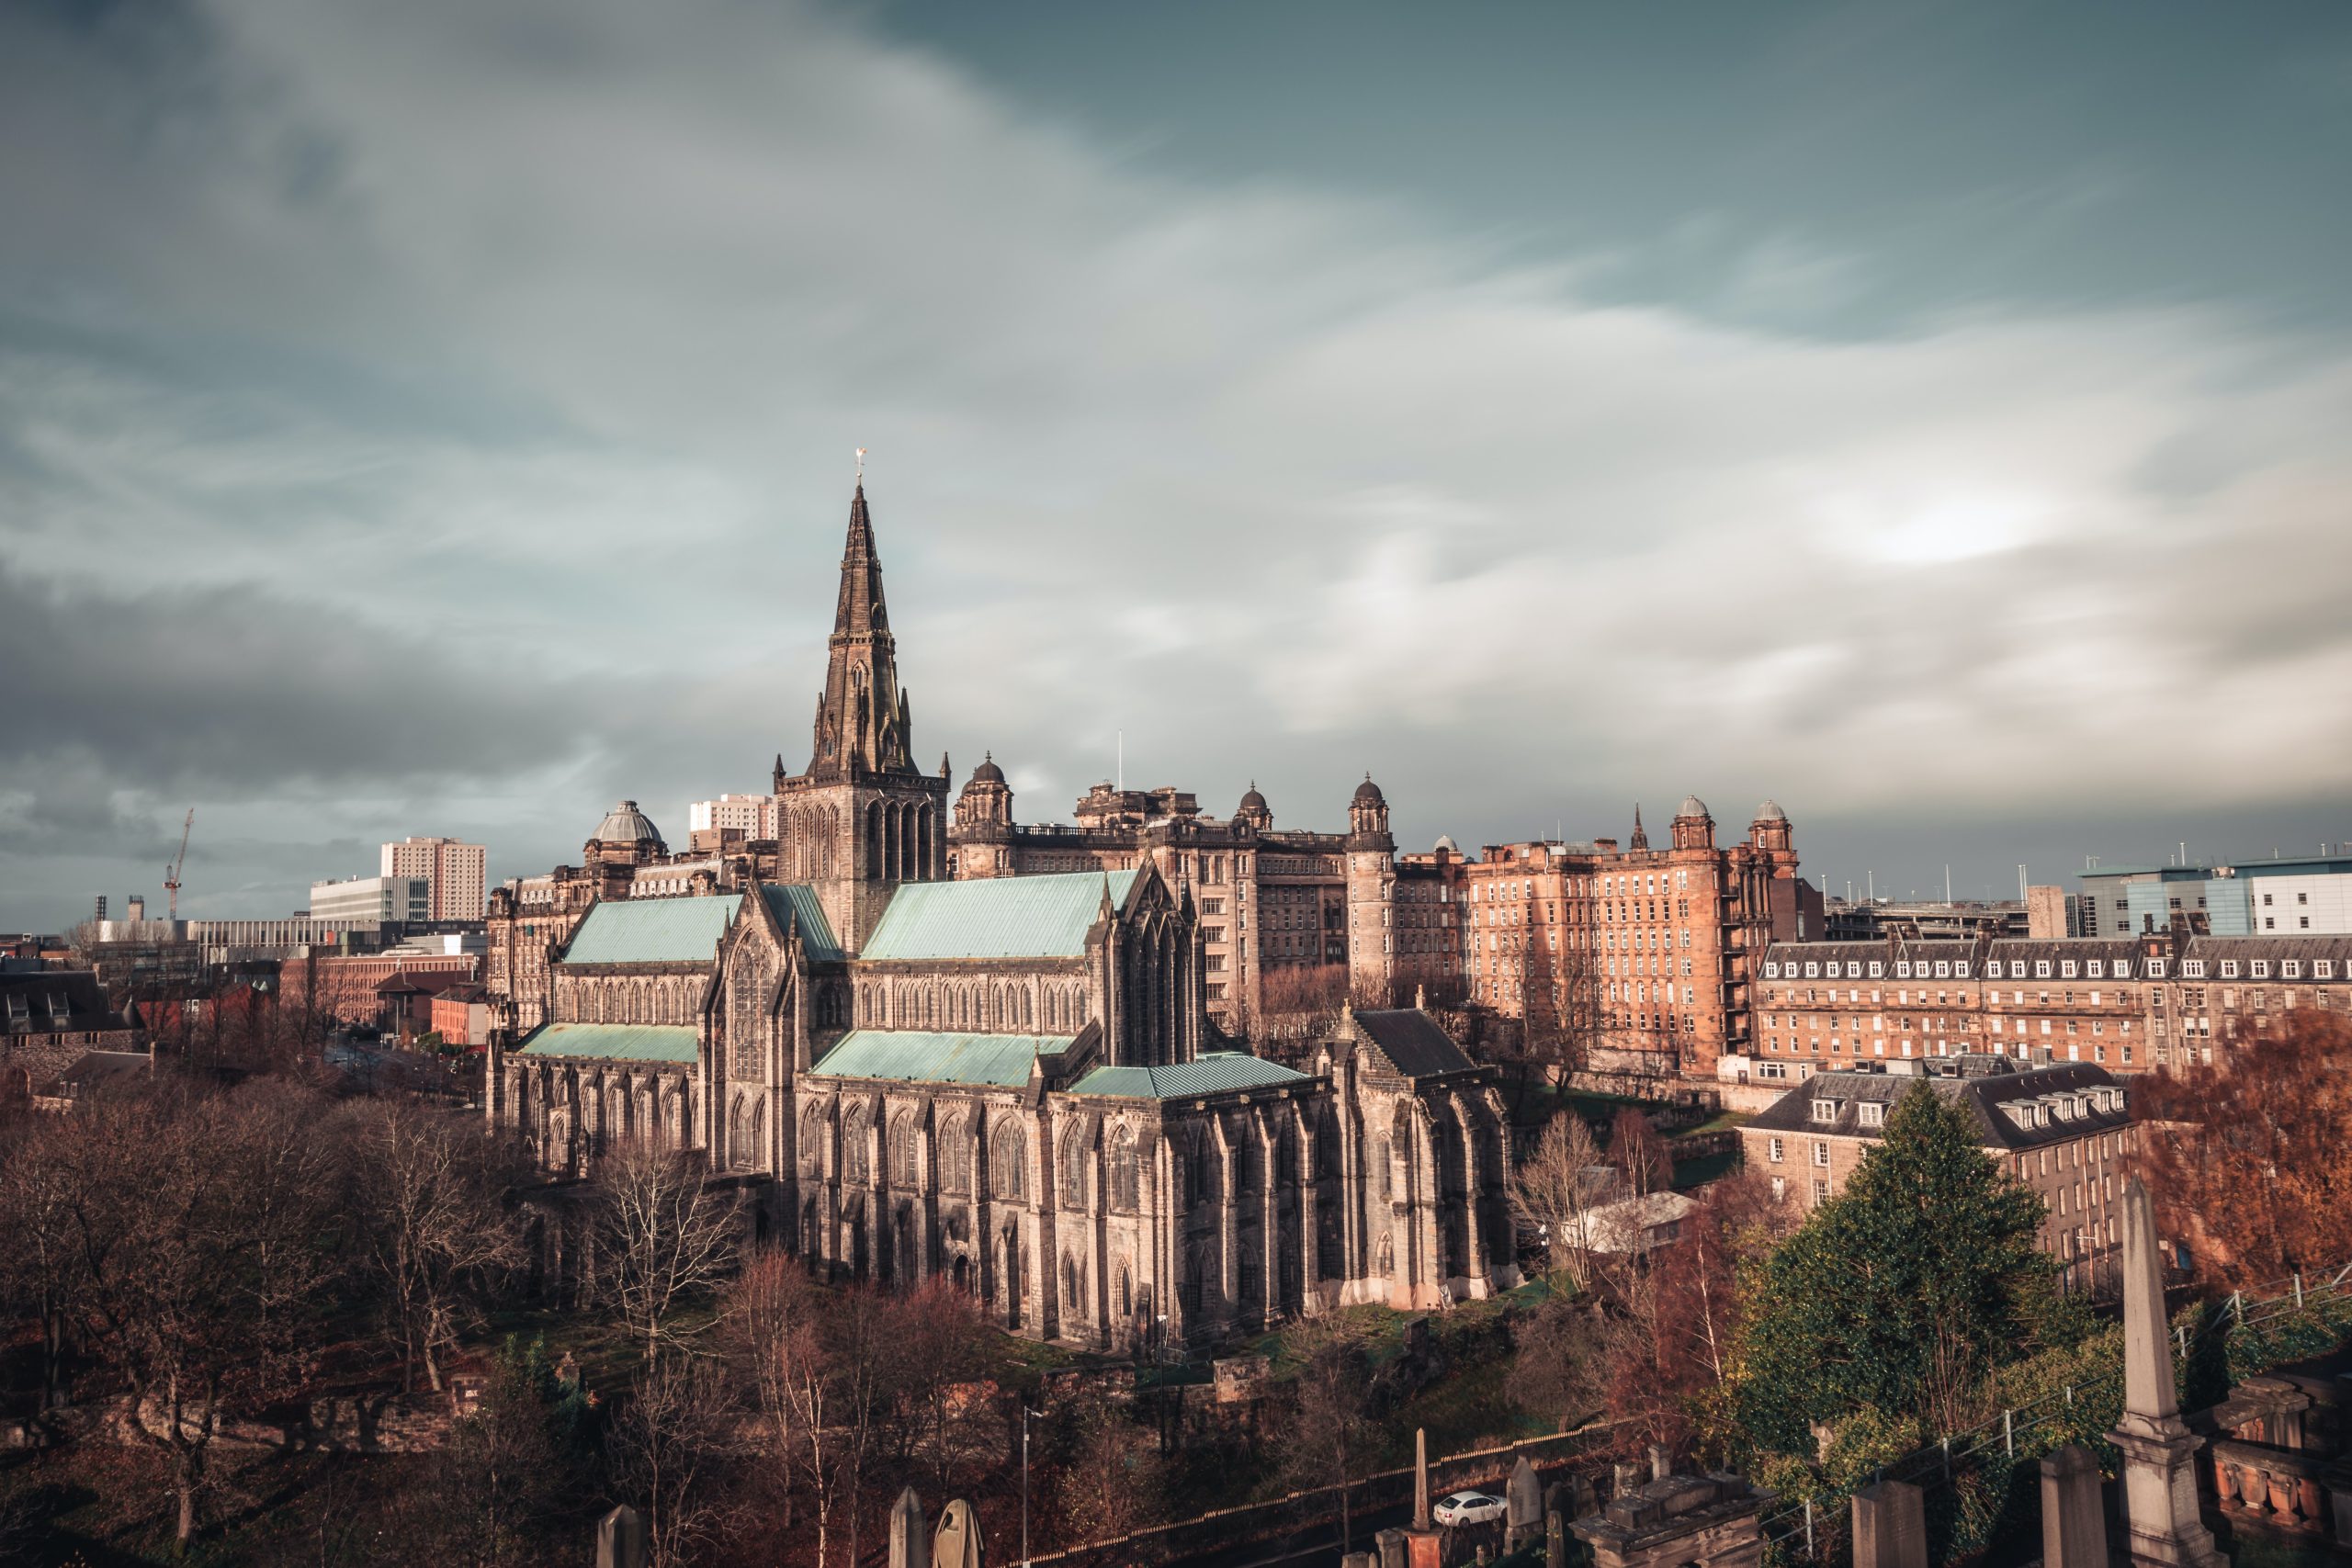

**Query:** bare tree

left=63, top=1083, right=345, bottom=1549
left=1508, top=1112, right=1608, bottom=1290
left=1511, top=1289, right=1612, bottom=1433
left=1515, top=935, right=1608, bottom=1112
left=1043, top=1373, right=1169, bottom=1551
left=728, top=1251, right=820, bottom=1551
left=0, top=1113, right=90, bottom=1412
left=1255, top=964, right=1351, bottom=1062
left=432, top=1338, right=575, bottom=1568
left=607, top=1356, right=741, bottom=1568
left=1274, top=1315, right=1377, bottom=1553
left=1607, top=1106, right=1670, bottom=1199
left=878, top=1275, right=990, bottom=1496
left=345, top=1098, right=526, bottom=1391
left=594, top=1144, right=741, bottom=1359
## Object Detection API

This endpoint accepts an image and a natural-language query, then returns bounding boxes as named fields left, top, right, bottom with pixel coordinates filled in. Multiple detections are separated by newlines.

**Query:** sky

left=1, top=0, right=2348, bottom=929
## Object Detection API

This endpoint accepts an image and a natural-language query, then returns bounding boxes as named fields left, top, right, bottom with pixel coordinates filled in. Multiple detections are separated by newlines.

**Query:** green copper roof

left=1069, top=1052, right=1306, bottom=1099
left=560, top=895, right=741, bottom=966
left=514, top=1022, right=700, bottom=1064
left=811, top=1030, right=1077, bottom=1087
left=761, top=884, right=842, bottom=962
left=862, top=870, right=1141, bottom=962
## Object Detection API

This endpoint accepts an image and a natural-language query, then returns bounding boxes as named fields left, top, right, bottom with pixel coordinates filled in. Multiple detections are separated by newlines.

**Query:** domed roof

left=969, top=751, right=1006, bottom=785
left=1754, top=799, right=1787, bottom=822
left=1434, top=834, right=1461, bottom=855
left=1352, top=773, right=1385, bottom=806
left=594, top=800, right=663, bottom=844
left=1675, top=795, right=1710, bottom=819
left=1238, top=781, right=1269, bottom=812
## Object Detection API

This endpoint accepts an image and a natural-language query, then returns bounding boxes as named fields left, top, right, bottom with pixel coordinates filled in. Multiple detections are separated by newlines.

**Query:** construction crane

left=164, top=808, right=194, bottom=920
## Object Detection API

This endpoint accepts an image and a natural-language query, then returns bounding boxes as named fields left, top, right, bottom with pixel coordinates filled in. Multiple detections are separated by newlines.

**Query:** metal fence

left=1754, top=1258, right=2352, bottom=1567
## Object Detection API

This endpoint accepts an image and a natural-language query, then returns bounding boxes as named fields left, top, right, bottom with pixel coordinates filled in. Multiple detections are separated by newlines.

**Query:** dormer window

left=1954, top=961, right=1971, bottom=978
left=2148, top=958, right=2167, bottom=978
left=2036, top=961, right=2053, bottom=978
left=2318, top=961, right=2335, bottom=979
left=1811, top=1098, right=1840, bottom=1122
left=2220, top=961, right=2239, bottom=979
left=1857, top=1101, right=1884, bottom=1129
left=1869, top=962, right=1884, bottom=977
left=1987, top=961, right=2006, bottom=978
left=1896, top=962, right=1913, bottom=978
left=2281, top=960, right=2302, bottom=979
left=2061, top=961, right=2078, bottom=978
left=2182, top=960, right=2204, bottom=978
left=2249, top=960, right=2270, bottom=979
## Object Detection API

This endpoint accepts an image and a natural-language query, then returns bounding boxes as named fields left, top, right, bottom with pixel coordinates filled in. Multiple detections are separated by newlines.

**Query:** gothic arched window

left=843, top=1101, right=870, bottom=1183
left=1108, top=1124, right=1139, bottom=1212
left=991, top=1122, right=1025, bottom=1201
left=889, top=1112, right=919, bottom=1188
left=1058, top=1125, right=1086, bottom=1208
left=940, top=1114, right=971, bottom=1192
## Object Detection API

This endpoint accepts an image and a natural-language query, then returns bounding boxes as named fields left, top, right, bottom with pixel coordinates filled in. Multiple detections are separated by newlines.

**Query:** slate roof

left=760, top=884, right=843, bottom=962
left=810, top=1030, right=1077, bottom=1088
left=514, top=1021, right=701, bottom=1064
left=36, top=1049, right=152, bottom=1099
left=1744, top=1063, right=2127, bottom=1152
left=2183, top=934, right=2352, bottom=965
left=560, top=895, right=741, bottom=966
left=1351, top=1008, right=1477, bottom=1077
left=1069, top=1052, right=1306, bottom=1100
left=0, top=971, right=128, bottom=1035
left=863, top=870, right=1141, bottom=962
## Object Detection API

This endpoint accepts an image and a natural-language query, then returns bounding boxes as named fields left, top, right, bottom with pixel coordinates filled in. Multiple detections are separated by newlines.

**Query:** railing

left=1754, top=1258, right=2352, bottom=1567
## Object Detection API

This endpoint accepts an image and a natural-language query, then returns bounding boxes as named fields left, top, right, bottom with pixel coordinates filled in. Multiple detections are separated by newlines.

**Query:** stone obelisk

left=2108, top=1179, right=2222, bottom=1568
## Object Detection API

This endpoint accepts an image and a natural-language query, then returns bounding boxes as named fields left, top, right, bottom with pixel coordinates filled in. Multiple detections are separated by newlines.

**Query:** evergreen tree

left=1732, top=1081, right=2077, bottom=1456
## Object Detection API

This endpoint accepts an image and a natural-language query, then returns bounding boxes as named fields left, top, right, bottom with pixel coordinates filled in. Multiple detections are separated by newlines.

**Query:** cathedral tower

left=771, top=484, right=950, bottom=953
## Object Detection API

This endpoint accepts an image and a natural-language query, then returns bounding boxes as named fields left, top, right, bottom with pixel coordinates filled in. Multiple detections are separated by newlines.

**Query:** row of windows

left=1770, top=953, right=2342, bottom=983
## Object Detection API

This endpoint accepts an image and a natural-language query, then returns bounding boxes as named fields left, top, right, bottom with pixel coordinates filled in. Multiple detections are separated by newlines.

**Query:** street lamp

left=1021, top=1402, right=1043, bottom=1567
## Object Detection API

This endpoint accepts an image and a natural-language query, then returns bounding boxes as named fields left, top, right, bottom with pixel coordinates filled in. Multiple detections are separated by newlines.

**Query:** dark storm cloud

left=0, top=558, right=588, bottom=807
left=0, top=0, right=2348, bottom=927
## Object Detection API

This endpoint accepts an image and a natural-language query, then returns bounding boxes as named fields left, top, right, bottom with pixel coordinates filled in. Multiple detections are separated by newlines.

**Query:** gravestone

left=2109, top=1180, right=2222, bottom=1568
left=2041, top=1444, right=2107, bottom=1568
left=1850, top=1479, right=1926, bottom=1568
left=933, top=1498, right=983, bottom=1568
left=596, top=1506, right=645, bottom=1568
left=889, top=1485, right=929, bottom=1568
left=1508, top=1457, right=1544, bottom=1551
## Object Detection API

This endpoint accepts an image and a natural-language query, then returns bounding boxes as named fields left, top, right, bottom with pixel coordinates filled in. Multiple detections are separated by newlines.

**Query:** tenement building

left=1449, top=802, right=1815, bottom=1077
left=1743, top=926, right=2352, bottom=1082
left=1739, top=1059, right=2133, bottom=1294
left=483, top=486, right=1518, bottom=1348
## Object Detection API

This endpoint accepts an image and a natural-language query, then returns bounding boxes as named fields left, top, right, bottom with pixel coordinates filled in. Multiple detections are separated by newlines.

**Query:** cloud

left=0, top=0, right=2348, bottom=926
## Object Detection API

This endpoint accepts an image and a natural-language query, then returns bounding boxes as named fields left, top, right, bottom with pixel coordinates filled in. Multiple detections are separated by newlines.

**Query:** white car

left=1433, top=1491, right=1508, bottom=1528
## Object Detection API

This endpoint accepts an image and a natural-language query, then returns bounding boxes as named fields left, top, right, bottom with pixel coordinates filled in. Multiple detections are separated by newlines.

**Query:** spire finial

left=855, top=446, right=867, bottom=485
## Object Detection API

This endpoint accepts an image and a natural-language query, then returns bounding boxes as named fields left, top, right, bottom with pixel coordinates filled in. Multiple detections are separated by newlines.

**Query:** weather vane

left=855, top=446, right=867, bottom=484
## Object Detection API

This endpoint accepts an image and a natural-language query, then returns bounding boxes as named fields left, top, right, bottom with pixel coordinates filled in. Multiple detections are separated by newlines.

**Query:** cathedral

left=483, top=485, right=1518, bottom=1348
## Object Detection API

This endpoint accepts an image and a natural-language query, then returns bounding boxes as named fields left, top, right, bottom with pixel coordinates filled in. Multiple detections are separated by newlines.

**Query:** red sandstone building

left=1745, top=927, right=2352, bottom=1082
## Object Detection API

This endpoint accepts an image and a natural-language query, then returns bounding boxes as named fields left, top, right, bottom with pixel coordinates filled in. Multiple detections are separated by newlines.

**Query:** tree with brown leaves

left=2132, top=1007, right=2352, bottom=1288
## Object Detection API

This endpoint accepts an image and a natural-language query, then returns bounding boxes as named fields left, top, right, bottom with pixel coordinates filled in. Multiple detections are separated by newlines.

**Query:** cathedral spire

left=807, top=483, right=915, bottom=778
left=1630, top=803, right=1648, bottom=852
